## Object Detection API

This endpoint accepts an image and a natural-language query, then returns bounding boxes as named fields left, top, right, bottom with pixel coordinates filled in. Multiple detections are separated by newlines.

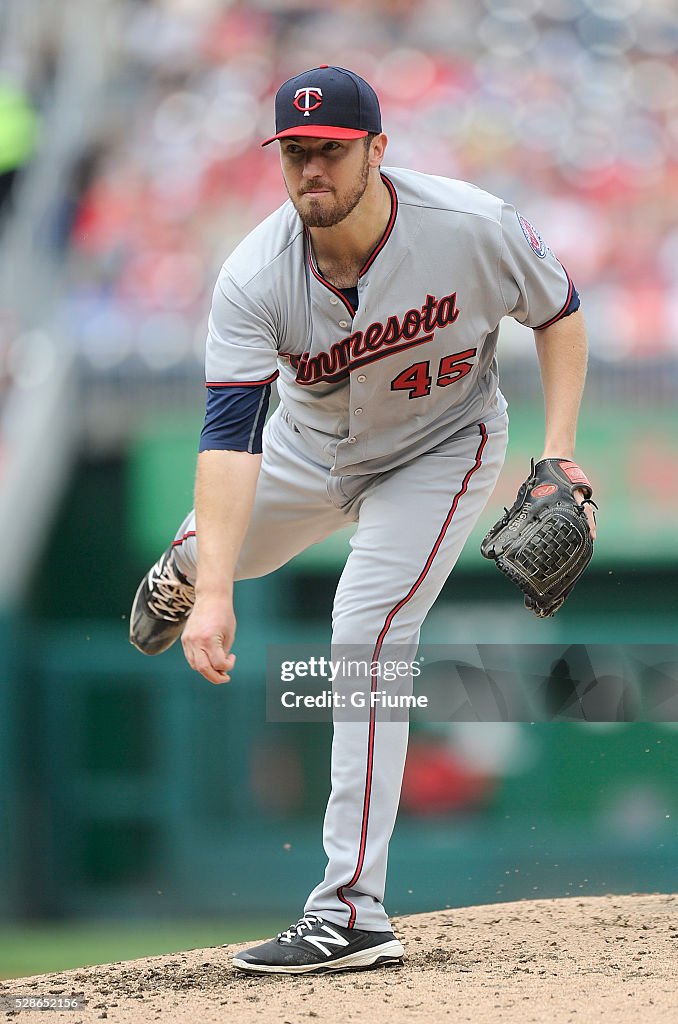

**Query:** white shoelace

left=277, top=914, right=323, bottom=944
left=147, top=556, right=195, bottom=622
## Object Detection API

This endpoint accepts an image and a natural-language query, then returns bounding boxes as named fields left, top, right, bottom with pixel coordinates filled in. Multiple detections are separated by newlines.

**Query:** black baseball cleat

left=129, top=547, right=195, bottom=655
left=231, top=913, right=404, bottom=975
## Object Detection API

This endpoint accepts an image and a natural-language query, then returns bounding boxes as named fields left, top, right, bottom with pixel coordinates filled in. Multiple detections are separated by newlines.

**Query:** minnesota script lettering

left=285, top=291, right=461, bottom=385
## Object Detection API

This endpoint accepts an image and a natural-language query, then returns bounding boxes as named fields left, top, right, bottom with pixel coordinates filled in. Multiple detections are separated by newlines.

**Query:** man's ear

left=369, top=133, right=388, bottom=167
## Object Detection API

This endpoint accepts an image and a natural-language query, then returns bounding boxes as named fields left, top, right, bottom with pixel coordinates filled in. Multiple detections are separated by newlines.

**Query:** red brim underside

left=261, top=125, right=369, bottom=147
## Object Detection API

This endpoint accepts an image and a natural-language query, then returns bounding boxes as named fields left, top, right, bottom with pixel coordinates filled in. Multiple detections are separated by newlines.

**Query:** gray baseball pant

left=172, top=403, right=508, bottom=930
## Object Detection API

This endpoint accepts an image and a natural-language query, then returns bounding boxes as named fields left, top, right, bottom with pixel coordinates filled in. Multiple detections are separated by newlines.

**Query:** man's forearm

left=534, top=308, right=588, bottom=459
left=194, top=449, right=262, bottom=597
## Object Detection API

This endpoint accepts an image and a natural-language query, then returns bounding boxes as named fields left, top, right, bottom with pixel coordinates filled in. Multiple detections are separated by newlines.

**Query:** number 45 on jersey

left=390, top=348, right=478, bottom=399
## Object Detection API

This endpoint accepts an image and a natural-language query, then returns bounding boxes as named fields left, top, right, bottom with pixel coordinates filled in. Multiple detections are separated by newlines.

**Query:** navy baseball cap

left=261, top=65, right=382, bottom=147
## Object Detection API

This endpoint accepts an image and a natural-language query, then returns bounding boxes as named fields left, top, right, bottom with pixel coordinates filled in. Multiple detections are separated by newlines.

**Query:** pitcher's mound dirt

left=2, top=894, right=676, bottom=1024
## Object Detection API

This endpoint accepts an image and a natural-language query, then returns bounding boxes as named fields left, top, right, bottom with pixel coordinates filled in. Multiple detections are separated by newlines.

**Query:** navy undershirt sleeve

left=561, top=283, right=580, bottom=319
left=199, top=384, right=271, bottom=454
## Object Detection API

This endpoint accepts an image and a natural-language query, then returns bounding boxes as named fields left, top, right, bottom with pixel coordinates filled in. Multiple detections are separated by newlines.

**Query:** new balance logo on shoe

left=302, top=923, right=350, bottom=957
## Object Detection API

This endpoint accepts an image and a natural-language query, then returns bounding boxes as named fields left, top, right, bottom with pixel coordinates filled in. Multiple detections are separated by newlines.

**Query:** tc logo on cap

left=261, top=66, right=381, bottom=146
left=293, top=87, right=323, bottom=116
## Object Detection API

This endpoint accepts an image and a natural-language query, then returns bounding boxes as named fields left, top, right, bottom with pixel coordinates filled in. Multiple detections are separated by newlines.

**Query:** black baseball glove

left=480, top=458, right=596, bottom=617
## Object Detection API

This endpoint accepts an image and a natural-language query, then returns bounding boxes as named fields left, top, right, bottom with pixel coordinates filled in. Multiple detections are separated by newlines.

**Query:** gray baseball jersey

left=171, top=166, right=578, bottom=932
left=204, top=167, right=575, bottom=473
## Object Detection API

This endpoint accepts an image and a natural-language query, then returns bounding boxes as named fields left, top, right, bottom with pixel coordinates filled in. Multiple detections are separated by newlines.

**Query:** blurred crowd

left=12, top=0, right=678, bottom=370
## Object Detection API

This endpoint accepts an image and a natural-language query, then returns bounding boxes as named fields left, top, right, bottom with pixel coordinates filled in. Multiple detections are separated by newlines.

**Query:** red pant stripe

left=336, top=422, right=489, bottom=928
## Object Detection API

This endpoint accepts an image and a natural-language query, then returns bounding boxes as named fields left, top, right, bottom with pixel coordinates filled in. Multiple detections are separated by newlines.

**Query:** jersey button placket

left=347, top=297, right=361, bottom=442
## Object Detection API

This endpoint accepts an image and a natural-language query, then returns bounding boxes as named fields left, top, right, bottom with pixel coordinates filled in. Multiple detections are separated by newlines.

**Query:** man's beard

left=290, top=152, right=370, bottom=228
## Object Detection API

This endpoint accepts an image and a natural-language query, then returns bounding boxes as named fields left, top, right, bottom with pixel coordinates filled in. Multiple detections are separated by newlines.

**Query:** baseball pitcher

left=129, top=66, right=596, bottom=974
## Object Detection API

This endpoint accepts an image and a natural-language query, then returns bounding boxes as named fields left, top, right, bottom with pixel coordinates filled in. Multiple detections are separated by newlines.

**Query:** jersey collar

left=304, top=173, right=398, bottom=317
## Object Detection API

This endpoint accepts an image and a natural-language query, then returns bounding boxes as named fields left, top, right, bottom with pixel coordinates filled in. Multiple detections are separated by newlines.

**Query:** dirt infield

left=2, top=894, right=676, bottom=1024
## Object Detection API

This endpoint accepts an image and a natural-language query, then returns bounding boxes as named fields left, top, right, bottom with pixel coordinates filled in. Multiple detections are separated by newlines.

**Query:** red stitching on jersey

left=534, top=265, right=574, bottom=330
left=205, top=372, right=279, bottom=388
left=358, top=174, right=398, bottom=277
left=336, top=422, right=489, bottom=928
left=305, top=243, right=356, bottom=316
left=171, top=531, right=196, bottom=548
